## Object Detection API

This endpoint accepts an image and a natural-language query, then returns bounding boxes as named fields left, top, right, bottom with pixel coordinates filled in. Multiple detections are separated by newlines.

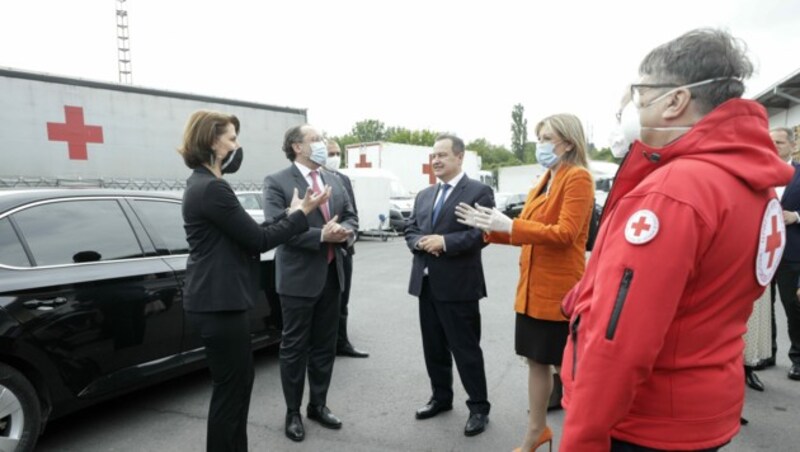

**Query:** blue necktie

left=431, top=183, right=451, bottom=225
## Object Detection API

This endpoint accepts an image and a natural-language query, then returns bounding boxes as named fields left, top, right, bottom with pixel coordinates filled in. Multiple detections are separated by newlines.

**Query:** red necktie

left=310, top=170, right=334, bottom=263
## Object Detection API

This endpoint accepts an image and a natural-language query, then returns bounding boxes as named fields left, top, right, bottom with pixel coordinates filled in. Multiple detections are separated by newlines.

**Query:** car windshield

left=236, top=193, right=262, bottom=210
left=389, top=179, right=411, bottom=198
left=495, top=193, right=510, bottom=205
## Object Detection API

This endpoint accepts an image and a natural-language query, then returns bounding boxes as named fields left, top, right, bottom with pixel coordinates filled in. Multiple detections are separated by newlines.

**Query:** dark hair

left=639, top=28, right=753, bottom=113
left=282, top=125, right=308, bottom=161
left=178, top=110, right=240, bottom=169
left=435, top=133, right=465, bottom=155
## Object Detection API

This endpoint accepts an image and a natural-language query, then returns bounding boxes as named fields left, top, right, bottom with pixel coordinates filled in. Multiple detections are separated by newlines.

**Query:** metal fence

left=0, top=177, right=263, bottom=191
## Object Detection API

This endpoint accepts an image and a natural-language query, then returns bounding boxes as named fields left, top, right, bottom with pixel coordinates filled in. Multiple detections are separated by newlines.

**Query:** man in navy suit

left=405, top=134, right=494, bottom=437
left=771, top=127, right=800, bottom=381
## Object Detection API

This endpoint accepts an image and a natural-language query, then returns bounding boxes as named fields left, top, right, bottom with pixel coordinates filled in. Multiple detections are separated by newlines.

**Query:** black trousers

left=337, top=251, right=354, bottom=348
left=187, top=311, right=254, bottom=452
left=611, top=438, right=724, bottom=451
left=773, top=261, right=800, bottom=364
left=418, top=277, right=490, bottom=414
left=279, top=262, right=341, bottom=412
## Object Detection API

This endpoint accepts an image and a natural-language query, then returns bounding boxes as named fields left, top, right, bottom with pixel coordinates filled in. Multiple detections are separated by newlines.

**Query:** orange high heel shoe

left=512, top=425, right=554, bottom=452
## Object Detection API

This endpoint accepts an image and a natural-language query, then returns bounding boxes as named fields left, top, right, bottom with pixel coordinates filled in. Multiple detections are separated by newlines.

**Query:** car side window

left=0, top=218, right=31, bottom=267
left=132, top=200, right=189, bottom=255
left=236, top=193, right=261, bottom=210
left=12, top=200, right=144, bottom=266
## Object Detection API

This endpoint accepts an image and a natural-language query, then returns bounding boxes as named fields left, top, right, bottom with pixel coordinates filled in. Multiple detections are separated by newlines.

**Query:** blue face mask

left=309, top=141, right=328, bottom=166
left=536, top=142, right=559, bottom=169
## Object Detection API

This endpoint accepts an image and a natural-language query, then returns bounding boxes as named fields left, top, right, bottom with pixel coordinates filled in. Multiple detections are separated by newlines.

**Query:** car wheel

left=0, top=363, right=41, bottom=452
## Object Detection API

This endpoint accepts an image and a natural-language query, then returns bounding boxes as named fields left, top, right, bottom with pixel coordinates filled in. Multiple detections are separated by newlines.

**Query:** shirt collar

left=438, top=171, right=465, bottom=188
left=294, top=160, right=317, bottom=178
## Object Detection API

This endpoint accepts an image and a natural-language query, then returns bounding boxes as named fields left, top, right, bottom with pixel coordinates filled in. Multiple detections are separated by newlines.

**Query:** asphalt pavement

left=36, top=239, right=799, bottom=451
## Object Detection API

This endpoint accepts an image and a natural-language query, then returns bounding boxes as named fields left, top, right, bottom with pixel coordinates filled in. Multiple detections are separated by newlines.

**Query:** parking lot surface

left=37, top=239, right=799, bottom=451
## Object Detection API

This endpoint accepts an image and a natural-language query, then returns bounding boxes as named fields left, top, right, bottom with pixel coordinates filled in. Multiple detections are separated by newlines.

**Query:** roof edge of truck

left=0, top=66, right=307, bottom=116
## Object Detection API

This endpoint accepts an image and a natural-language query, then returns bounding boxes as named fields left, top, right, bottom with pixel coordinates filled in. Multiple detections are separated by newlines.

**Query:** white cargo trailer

left=0, top=67, right=305, bottom=190
left=344, top=141, right=484, bottom=194
left=338, top=168, right=392, bottom=237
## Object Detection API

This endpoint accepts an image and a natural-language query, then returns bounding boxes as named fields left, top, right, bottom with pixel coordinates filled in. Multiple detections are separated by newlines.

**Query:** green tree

left=588, top=144, right=620, bottom=163
left=351, top=119, right=386, bottom=142
left=511, top=103, right=528, bottom=162
left=468, top=138, right=521, bottom=170
left=522, top=142, right=537, bottom=164
left=385, top=127, right=440, bottom=146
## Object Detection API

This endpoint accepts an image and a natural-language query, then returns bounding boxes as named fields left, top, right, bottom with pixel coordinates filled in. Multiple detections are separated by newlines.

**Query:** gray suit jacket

left=262, top=164, right=358, bottom=298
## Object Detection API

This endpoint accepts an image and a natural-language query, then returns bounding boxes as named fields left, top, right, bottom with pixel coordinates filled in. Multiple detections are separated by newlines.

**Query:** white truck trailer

left=343, top=141, right=486, bottom=194
left=0, top=67, right=305, bottom=190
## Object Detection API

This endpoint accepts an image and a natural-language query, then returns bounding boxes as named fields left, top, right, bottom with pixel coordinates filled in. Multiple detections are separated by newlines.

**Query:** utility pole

left=116, top=0, right=132, bottom=84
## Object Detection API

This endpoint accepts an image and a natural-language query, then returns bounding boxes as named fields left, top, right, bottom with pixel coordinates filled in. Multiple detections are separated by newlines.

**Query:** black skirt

left=515, top=313, right=569, bottom=365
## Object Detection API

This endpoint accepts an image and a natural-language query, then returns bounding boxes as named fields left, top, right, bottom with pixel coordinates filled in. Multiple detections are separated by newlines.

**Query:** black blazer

left=781, top=163, right=800, bottom=263
left=405, top=176, right=494, bottom=301
left=182, top=167, right=308, bottom=312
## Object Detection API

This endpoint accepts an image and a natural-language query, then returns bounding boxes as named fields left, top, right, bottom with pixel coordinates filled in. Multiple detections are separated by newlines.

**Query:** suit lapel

left=782, top=164, right=800, bottom=203
left=520, top=172, right=550, bottom=219
left=432, top=176, right=468, bottom=229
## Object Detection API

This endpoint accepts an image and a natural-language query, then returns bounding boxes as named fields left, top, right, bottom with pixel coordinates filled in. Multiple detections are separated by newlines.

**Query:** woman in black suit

left=178, top=110, right=329, bottom=452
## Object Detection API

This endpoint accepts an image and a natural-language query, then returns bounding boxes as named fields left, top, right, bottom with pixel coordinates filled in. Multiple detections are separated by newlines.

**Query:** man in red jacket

left=560, top=29, right=795, bottom=451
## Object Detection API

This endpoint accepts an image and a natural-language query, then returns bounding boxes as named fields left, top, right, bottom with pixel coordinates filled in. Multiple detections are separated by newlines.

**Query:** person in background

left=262, top=124, right=358, bottom=443
left=769, top=126, right=800, bottom=381
left=179, top=110, right=328, bottom=452
left=456, top=114, right=594, bottom=452
left=406, top=134, right=495, bottom=437
left=324, top=140, right=369, bottom=358
left=558, top=29, right=794, bottom=451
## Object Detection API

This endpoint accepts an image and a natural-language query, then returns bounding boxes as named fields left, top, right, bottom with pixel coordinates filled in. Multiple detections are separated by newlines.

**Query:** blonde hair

left=535, top=113, right=589, bottom=169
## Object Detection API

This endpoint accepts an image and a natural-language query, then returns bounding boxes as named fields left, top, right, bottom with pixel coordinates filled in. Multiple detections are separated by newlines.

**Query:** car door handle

left=48, top=297, right=68, bottom=306
left=24, top=296, right=67, bottom=310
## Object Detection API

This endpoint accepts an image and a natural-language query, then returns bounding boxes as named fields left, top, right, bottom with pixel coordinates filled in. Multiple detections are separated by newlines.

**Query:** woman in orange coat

left=457, top=113, right=594, bottom=451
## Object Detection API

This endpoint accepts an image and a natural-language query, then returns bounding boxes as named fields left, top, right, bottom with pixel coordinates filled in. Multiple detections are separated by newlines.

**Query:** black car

left=499, top=192, right=527, bottom=218
left=0, top=189, right=282, bottom=452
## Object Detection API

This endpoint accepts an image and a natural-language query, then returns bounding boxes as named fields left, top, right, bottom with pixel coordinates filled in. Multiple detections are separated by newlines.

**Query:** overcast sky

left=2, top=0, right=799, bottom=149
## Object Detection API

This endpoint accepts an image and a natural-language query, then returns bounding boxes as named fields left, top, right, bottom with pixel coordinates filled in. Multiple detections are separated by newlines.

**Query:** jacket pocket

left=606, top=268, right=633, bottom=340
left=571, top=314, right=581, bottom=379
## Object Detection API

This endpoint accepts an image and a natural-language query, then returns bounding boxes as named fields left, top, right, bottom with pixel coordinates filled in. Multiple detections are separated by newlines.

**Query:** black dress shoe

left=415, top=399, right=453, bottom=420
left=753, top=357, right=776, bottom=370
left=285, top=412, right=305, bottom=442
left=306, top=405, right=342, bottom=429
left=464, top=413, right=489, bottom=437
left=745, top=367, right=765, bottom=391
left=789, top=364, right=800, bottom=381
left=336, top=343, right=370, bottom=358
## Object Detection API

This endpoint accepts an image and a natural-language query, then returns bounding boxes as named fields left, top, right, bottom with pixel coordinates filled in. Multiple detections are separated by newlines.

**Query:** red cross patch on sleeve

left=624, top=209, right=659, bottom=245
left=756, top=198, right=786, bottom=286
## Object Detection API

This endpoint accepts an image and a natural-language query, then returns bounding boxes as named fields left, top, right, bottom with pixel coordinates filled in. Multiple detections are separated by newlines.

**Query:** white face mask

left=324, top=156, right=341, bottom=171
left=609, top=127, right=631, bottom=159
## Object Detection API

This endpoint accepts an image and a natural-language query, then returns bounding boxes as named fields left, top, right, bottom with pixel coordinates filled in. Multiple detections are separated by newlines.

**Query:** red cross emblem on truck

left=423, top=154, right=436, bottom=184
left=47, top=106, right=104, bottom=160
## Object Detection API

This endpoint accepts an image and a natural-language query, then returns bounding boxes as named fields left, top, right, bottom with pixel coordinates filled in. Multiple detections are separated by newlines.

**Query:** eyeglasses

left=629, top=77, right=736, bottom=107
left=630, top=83, right=680, bottom=106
